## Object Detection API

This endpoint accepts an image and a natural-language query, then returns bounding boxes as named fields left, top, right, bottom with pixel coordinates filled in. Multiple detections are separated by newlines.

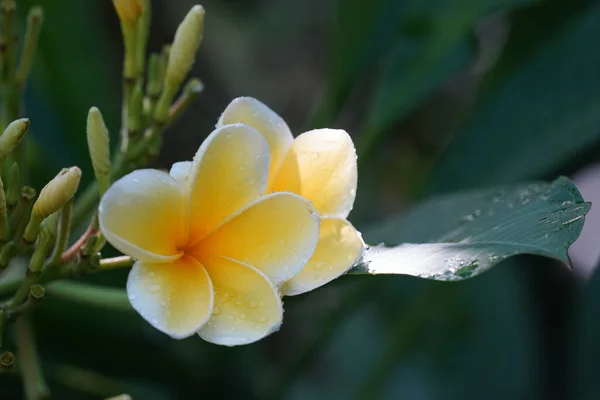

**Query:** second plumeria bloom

left=218, top=97, right=365, bottom=295
left=98, top=124, right=320, bottom=345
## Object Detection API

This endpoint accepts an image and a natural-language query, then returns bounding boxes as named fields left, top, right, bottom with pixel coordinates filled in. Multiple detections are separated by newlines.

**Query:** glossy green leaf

left=427, top=1, right=600, bottom=194
left=351, top=177, right=589, bottom=280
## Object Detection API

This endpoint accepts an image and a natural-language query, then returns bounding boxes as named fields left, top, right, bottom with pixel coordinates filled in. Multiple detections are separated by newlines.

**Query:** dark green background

left=2, top=0, right=600, bottom=398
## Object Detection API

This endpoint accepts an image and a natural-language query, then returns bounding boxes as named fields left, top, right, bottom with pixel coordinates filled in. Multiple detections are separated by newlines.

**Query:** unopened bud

left=33, top=167, right=81, bottom=220
left=112, top=0, right=143, bottom=25
left=86, top=108, right=111, bottom=195
left=0, top=119, right=28, bottom=160
left=6, top=163, right=21, bottom=208
left=113, top=0, right=145, bottom=78
left=165, top=5, right=204, bottom=89
left=147, top=52, right=165, bottom=97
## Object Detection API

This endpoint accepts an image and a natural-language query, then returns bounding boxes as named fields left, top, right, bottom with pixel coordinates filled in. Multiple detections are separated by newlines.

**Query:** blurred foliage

left=1, top=0, right=600, bottom=399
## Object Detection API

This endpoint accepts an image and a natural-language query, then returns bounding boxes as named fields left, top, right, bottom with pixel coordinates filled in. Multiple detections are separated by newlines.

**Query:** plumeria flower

left=98, top=124, right=321, bottom=345
left=217, top=97, right=365, bottom=295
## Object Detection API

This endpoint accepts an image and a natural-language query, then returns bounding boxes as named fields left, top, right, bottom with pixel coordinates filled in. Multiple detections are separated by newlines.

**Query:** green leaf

left=359, top=31, right=471, bottom=156
left=352, top=177, right=589, bottom=280
left=427, top=1, right=600, bottom=194
left=326, top=0, right=541, bottom=154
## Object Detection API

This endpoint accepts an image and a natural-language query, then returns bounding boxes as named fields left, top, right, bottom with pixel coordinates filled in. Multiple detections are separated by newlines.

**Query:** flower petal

left=188, top=124, right=270, bottom=243
left=271, top=128, right=357, bottom=218
left=282, top=218, right=365, bottom=296
left=194, top=193, right=320, bottom=285
left=198, top=255, right=283, bottom=346
left=99, top=169, right=186, bottom=262
left=169, top=161, right=193, bottom=189
left=127, top=256, right=214, bottom=339
left=217, top=97, right=294, bottom=188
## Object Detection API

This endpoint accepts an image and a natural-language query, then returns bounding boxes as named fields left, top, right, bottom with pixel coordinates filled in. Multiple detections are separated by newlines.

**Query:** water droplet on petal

left=278, top=239, right=286, bottom=246
left=240, top=313, right=247, bottom=320
left=249, top=300, right=258, bottom=308
left=311, top=152, right=319, bottom=160
left=146, top=284, right=161, bottom=293
left=235, top=301, right=243, bottom=307
left=314, top=262, right=326, bottom=271
left=212, top=306, right=221, bottom=315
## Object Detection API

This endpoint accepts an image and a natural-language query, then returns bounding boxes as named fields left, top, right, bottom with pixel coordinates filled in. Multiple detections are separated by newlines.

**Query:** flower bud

left=0, top=119, right=28, bottom=160
left=165, top=5, right=204, bottom=89
left=113, top=0, right=145, bottom=79
left=146, top=52, right=165, bottom=97
left=6, top=163, right=21, bottom=208
left=33, top=167, right=81, bottom=220
left=86, top=107, right=111, bottom=195
left=112, top=0, right=143, bottom=25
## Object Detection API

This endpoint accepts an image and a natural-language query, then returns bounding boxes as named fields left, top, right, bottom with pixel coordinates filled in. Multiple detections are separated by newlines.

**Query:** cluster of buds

left=112, top=0, right=205, bottom=162
left=0, top=1, right=208, bottom=396
left=0, top=2, right=84, bottom=382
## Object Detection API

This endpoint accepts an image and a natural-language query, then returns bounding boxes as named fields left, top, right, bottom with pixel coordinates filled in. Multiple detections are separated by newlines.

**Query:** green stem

left=0, top=1, right=16, bottom=85
left=71, top=182, right=98, bottom=231
left=99, top=255, right=133, bottom=270
left=15, top=316, right=50, bottom=400
left=48, top=199, right=72, bottom=266
left=119, top=78, right=134, bottom=152
left=10, top=230, right=52, bottom=308
left=46, top=281, right=131, bottom=312
left=0, top=240, right=14, bottom=270
left=0, top=260, right=66, bottom=299
left=1, top=0, right=25, bottom=177
left=167, top=78, right=203, bottom=123
left=9, top=285, right=44, bottom=318
left=9, top=270, right=38, bottom=308
left=9, top=186, right=35, bottom=241
left=16, top=6, right=43, bottom=88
